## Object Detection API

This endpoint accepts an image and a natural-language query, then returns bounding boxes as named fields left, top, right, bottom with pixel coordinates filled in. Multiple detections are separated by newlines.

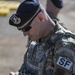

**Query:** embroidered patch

left=10, top=14, right=21, bottom=24
left=56, top=56, right=73, bottom=70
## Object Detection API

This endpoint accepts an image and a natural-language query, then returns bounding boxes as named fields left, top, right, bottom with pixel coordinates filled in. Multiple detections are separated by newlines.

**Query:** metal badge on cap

left=10, top=14, right=21, bottom=24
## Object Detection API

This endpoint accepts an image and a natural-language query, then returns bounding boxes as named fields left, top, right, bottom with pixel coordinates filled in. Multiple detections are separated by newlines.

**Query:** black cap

left=9, top=0, right=40, bottom=29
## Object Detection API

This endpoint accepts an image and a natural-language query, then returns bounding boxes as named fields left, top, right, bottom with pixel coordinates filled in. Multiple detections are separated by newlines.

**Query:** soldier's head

left=9, top=0, right=55, bottom=41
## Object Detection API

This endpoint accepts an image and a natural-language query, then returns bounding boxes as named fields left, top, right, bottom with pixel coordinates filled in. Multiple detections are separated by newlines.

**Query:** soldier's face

left=23, top=16, right=44, bottom=41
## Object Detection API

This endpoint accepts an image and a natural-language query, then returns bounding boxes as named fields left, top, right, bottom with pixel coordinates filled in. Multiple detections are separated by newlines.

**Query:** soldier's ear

left=37, top=12, right=45, bottom=22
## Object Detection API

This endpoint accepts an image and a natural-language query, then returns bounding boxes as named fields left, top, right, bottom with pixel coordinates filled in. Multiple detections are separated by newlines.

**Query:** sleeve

left=18, top=51, right=28, bottom=75
left=18, top=41, right=37, bottom=75
left=54, top=47, right=75, bottom=75
left=51, top=0, right=63, bottom=9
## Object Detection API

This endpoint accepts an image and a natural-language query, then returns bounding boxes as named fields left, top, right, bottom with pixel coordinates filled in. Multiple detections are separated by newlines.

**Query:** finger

left=9, top=72, right=15, bottom=75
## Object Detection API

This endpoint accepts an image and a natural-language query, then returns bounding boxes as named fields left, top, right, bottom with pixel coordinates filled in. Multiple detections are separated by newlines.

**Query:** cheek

left=35, top=31, right=42, bottom=39
left=34, top=27, right=43, bottom=38
left=29, top=24, right=41, bottom=39
left=29, top=30, right=40, bottom=40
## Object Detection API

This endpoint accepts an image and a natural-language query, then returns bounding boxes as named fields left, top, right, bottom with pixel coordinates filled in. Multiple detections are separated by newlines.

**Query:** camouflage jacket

left=18, top=21, right=75, bottom=75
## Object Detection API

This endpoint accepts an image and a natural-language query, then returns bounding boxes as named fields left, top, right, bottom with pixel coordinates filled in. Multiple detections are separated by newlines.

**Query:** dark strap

left=47, top=31, right=75, bottom=47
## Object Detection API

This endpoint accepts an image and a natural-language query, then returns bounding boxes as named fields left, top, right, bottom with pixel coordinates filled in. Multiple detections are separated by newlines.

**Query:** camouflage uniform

left=18, top=21, right=75, bottom=75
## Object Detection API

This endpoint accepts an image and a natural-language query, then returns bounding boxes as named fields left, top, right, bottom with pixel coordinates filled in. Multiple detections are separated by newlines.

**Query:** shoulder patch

left=10, top=14, right=21, bottom=24
left=56, top=56, right=73, bottom=70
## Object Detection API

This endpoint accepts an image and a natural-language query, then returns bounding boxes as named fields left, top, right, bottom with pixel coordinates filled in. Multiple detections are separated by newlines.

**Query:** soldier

left=27, top=0, right=64, bottom=46
left=9, top=0, right=75, bottom=75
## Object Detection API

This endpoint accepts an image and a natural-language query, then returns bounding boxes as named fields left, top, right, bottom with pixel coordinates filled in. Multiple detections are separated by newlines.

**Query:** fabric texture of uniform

left=18, top=21, right=75, bottom=75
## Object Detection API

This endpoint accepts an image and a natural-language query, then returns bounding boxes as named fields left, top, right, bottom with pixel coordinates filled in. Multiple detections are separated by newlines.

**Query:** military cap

left=9, top=0, right=41, bottom=30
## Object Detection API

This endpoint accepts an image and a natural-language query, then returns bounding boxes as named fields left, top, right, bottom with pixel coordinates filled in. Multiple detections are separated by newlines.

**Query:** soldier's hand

left=9, top=72, right=19, bottom=75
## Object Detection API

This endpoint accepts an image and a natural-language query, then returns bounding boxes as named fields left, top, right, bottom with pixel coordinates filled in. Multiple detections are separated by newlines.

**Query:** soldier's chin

left=31, top=38, right=38, bottom=41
